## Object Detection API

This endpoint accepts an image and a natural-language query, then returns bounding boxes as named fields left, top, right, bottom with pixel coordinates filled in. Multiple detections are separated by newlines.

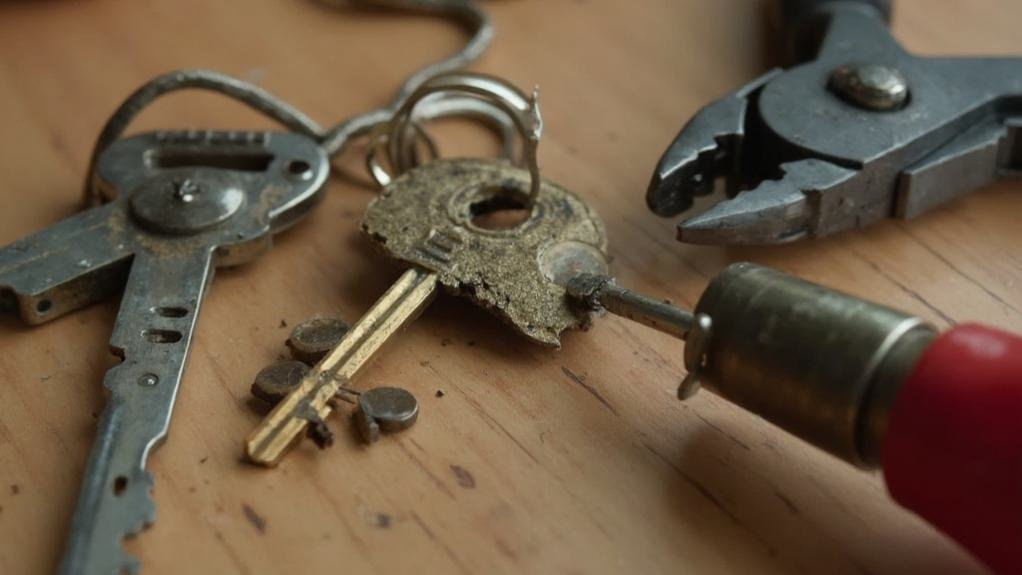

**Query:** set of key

left=0, top=1, right=511, bottom=570
left=246, top=73, right=612, bottom=465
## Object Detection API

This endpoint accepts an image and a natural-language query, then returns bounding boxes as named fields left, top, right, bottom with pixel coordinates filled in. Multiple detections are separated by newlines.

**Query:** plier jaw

left=646, top=70, right=782, bottom=219
left=648, top=0, right=1022, bottom=245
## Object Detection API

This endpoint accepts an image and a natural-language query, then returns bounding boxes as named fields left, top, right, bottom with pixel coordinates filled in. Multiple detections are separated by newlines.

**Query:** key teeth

left=108, top=550, right=142, bottom=575
left=68, top=477, right=153, bottom=575
left=109, top=473, right=156, bottom=575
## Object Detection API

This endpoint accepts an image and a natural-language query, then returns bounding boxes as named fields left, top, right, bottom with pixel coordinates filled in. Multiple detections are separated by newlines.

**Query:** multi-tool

left=648, top=0, right=1022, bottom=244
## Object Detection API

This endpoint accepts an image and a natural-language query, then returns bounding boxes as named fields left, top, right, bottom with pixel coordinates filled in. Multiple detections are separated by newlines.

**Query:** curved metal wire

left=317, top=0, right=496, bottom=157
left=367, top=72, right=544, bottom=206
left=82, top=0, right=510, bottom=205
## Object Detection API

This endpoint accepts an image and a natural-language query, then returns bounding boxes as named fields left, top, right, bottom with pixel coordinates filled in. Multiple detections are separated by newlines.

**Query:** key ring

left=81, top=0, right=515, bottom=206
left=366, top=72, right=544, bottom=207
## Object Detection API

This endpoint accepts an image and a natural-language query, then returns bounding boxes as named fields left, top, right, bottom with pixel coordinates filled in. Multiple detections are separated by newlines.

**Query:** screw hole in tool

left=153, top=306, right=188, bottom=318
left=469, top=185, right=532, bottom=231
left=113, top=476, right=128, bottom=496
left=36, top=299, right=52, bottom=313
left=143, top=329, right=183, bottom=344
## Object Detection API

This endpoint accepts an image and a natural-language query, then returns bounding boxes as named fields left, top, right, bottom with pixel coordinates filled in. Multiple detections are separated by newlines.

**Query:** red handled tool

left=567, top=263, right=1022, bottom=574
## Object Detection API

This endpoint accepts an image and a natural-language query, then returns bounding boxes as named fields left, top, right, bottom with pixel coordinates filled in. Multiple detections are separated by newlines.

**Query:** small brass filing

left=286, top=316, right=350, bottom=364
left=251, top=360, right=310, bottom=405
left=355, top=387, right=419, bottom=444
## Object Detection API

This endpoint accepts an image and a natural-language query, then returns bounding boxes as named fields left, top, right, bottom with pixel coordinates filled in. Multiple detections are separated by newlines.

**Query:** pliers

left=647, top=0, right=1022, bottom=245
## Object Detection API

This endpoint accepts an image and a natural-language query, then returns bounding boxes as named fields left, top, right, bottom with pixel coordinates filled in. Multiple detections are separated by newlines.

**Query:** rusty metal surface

left=363, top=158, right=609, bottom=347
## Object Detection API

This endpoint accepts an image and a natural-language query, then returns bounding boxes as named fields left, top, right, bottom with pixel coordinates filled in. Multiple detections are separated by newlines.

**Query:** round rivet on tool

left=354, top=387, right=419, bottom=444
left=251, top=360, right=310, bottom=405
left=130, top=173, right=246, bottom=234
left=286, top=316, right=350, bottom=365
left=829, top=63, right=909, bottom=111
left=137, top=373, right=159, bottom=387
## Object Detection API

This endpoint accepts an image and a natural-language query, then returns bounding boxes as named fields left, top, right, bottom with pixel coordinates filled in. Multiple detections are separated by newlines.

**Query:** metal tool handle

left=781, top=0, right=893, bottom=63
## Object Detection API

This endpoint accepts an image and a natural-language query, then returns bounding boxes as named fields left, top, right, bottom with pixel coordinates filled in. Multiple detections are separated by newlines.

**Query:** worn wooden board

left=1, top=1, right=1018, bottom=573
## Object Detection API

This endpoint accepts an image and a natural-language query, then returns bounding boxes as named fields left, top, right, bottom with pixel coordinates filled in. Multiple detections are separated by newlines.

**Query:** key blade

left=58, top=401, right=156, bottom=575
left=246, top=267, right=439, bottom=466
left=59, top=250, right=213, bottom=575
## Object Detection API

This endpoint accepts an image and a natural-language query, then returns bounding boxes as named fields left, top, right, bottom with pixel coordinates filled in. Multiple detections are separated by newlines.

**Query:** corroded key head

left=362, top=158, right=609, bottom=346
left=95, top=130, right=329, bottom=265
left=0, top=130, right=328, bottom=325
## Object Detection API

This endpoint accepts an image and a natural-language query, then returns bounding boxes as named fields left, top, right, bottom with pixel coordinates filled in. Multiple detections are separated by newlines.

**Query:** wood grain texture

left=0, top=1, right=1018, bottom=573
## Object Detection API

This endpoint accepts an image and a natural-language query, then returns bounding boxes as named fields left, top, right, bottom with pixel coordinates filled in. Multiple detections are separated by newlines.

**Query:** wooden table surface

left=1, top=1, right=1019, bottom=573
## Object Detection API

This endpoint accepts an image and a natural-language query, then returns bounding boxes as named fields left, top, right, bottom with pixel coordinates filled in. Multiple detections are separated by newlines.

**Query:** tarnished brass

left=246, top=267, right=437, bottom=466
left=251, top=360, right=311, bottom=405
left=286, top=316, right=350, bottom=364
left=565, top=263, right=939, bottom=468
left=247, top=158, right=608, bottom=466
left=363, top=158, right=609, bottom=346
left=354, top=387, right=420, bottom=444
left=693, top=263, right=937, bottom=466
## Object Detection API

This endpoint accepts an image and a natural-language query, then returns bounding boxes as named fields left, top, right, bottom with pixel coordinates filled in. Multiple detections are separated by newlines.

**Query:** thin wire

left=367, top=72, right=544, bottom=205
left=82, top=0, right=500, bottom=205
left=318, top=0, right=495, bottom=157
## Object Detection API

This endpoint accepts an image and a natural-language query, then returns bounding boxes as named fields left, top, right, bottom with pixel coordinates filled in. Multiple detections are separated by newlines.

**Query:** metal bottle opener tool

left=648, top=0, right=1022, bottom=244
left=246, top=73, right=611, bottom=466
left=1, top=129, right=330, bottom=573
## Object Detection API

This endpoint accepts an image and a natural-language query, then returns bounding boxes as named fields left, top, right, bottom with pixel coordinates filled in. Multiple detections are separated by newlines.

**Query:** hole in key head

left=36, top=299, right=52, bottom=314
left=153, top=306, right=188, bottom=318
left=113, top=476, right=128, bottom=496
left=286, top=159, right=312, bottom=178
left=144, top=329, right=183, bottom=344
left=150, top=150, right=274, bottom=172
left=469, top=185, right=532, bottom=231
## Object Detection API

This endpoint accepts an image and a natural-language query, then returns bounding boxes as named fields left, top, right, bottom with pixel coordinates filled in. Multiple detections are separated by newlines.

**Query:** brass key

left=246, top=72, right=611, bottom=466
left=246, top=157, right=609, bottom=465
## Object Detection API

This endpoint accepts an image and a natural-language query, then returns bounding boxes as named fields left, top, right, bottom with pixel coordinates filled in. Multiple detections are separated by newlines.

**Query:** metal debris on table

left=286, top=316, right=351, bottom=364
left=251, top=360, right=312, bottom=405
left=354, top=387, right=420, bottom=444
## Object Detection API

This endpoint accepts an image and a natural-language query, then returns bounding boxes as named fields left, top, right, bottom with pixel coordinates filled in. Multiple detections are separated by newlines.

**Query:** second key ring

left=367, top=72, right=544, bottom=207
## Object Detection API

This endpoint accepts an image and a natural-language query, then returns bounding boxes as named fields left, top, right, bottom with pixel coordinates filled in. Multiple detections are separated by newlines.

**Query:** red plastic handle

left=883, top=324, right=1022, bottom=574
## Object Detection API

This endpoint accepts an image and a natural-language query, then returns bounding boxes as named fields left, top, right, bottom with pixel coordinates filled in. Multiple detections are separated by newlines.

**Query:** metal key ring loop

left=82, top=0, right=499, bottom=206
left=370, top=72, right=544, bottom=206
left=365, top=120, right=441, bottom=188
left=365, top=92, right=520, bottom=188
